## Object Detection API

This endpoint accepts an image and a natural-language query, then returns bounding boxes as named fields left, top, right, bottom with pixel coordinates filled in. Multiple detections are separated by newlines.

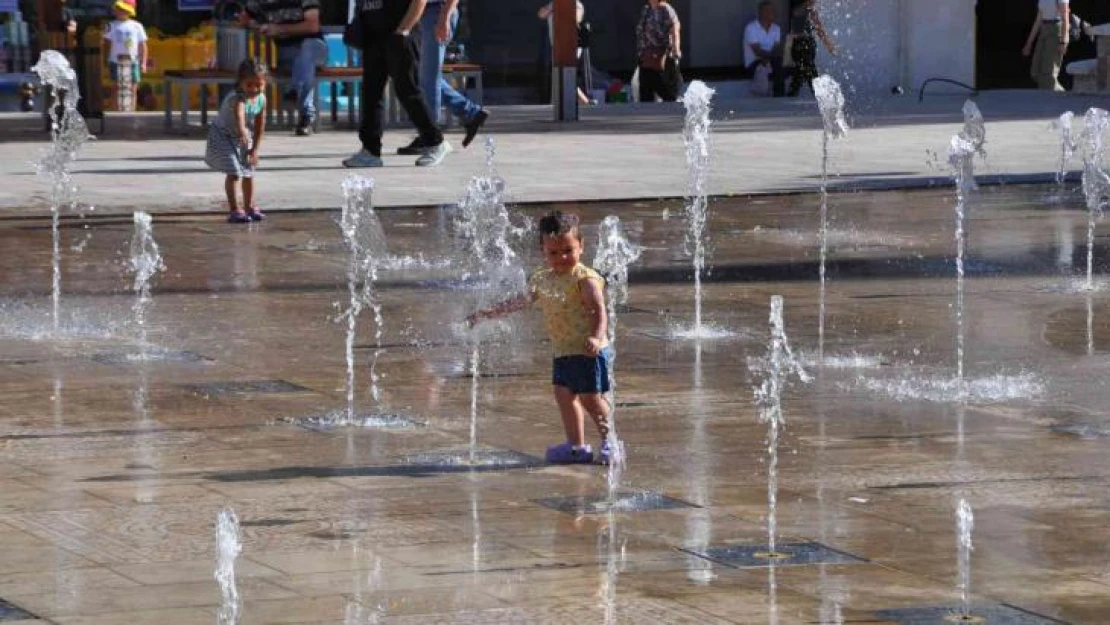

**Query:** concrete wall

left=818, top=0, right=975, bottom=102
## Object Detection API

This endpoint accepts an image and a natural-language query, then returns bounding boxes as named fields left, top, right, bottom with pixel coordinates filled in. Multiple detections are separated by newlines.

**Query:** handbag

left=639, top=49, right=667, bottom=71
left=343, top=12, right=365, bottom=50
left=782, top=33, right=796, bottom=68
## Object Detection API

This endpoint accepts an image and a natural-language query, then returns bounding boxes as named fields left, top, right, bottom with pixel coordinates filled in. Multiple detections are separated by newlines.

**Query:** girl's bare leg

left=242, top=176, right=254, bottom=210
left=224, top=175, right=240, bottom=213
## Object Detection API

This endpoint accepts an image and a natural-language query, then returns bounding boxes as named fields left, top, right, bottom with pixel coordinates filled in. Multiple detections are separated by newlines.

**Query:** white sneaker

left=415, top=140, right=452, bottom=167
left=343, top=150, right=384, bottom=168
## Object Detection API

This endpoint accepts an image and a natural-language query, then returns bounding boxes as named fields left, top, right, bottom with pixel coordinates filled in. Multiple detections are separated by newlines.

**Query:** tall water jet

left=1055, top=111, right=1077, bottom=187
left=680, top=81, right=715, bottom=337
left=956, top=498, right=974, bottom=620
left=1080, top=108, right=1110, bottom=291
left=593, top=215, right=641, bottom=494
left=455, top=140, right=528, bottom=462
left=215, top=508, right=243, bottom=625
left=336, top=175, right=387, bottom=424
left=812, top=75, right=848, bottom=362
left=948, top=100, right=986, bottom=391
left=753, top=296, right=811, bottom=555
left=128, top=212, right=164, bottom=355
left=32, top=50, right=91, bottom=334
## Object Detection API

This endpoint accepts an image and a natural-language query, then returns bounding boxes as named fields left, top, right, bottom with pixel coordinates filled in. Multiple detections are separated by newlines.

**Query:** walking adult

left=1023, top=0, right=1070, bottom=91
left=786, top=0, right=835, bottom=97
left=343, top=0, right=451, bottom=168
left=743, top=1, right=785, bottom=97
left=635, top=0, right=681, bottom=103
left=240, top=0, right=327, bottom=135
left=397, top=0, right=488, bottom=156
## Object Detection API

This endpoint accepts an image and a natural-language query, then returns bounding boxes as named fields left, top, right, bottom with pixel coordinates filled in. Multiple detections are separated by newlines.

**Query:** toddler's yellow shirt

left=529, top=263, right=606, bottom=357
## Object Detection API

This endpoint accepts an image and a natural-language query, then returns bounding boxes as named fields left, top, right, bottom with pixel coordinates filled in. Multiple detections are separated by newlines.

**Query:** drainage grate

left=0, top=598, right=36, bottom=621
left=282, top=412, right=423, bottom=431
left=683, top=542, right=866, bottom=568
left=401, top=450, right=542, bottom=469
left=92, top=350, right=209, bottom=365
left=534, top=491, right=697, bottom=515
left=874, top=605, right=1069, bottom=624
left=1050, top=423, right=1110, bottom=439
left=184, top=380, right=312, bottom=396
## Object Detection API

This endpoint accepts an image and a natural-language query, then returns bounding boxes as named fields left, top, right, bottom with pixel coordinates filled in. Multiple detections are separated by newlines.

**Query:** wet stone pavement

left=2, top=184, right=1110, bottom=623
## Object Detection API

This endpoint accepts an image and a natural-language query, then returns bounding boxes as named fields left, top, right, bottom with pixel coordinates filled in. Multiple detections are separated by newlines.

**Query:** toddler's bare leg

left=553, top=385, right=586, bottom=446
left=578, top=392, right=611, bottom=441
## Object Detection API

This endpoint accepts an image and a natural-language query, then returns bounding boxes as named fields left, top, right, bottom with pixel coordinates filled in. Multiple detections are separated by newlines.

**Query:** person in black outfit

left=343, top=0, right=451, bottom=168
left=786, top=0, right=835, bottom=97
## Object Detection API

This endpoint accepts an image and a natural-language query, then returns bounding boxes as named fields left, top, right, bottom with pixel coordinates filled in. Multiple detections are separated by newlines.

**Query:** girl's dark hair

left=237, top=58, right=269, bottom=84
left=537, top=210, right=581, bottom=240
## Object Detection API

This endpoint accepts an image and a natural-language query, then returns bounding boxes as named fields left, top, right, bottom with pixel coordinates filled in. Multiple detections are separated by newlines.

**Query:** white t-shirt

left=103, top=19, right=147, bottom=61
left=1038, top=0, right=1068, bottom=21
left=743, top=20, right=781, bottom=67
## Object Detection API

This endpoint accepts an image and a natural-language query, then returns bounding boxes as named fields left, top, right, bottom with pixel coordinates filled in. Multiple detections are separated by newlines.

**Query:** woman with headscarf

left=635, top=0, right=682, bottom=102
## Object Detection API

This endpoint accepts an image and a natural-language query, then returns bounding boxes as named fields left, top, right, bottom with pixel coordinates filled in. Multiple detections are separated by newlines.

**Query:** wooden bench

left=163, top=66, right=363, bottom=130
left=163, top=63, right=483, bottom=131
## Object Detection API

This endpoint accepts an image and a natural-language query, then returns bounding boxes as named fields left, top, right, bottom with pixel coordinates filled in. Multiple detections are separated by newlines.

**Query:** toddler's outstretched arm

left=467, top=293, right=534, bottom=326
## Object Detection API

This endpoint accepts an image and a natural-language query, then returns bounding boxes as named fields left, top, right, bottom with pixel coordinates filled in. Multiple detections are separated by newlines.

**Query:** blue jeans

left=420, top=3, right=481, bottom=124
left=276, top=37, right=328, bottom=122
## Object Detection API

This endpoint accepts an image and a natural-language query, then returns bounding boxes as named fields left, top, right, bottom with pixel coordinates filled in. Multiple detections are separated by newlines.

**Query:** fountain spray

left=215, top=508, right=243, bottom=625
left=32, top=50, right=92, bottom=334
left=812, top=75, right=848, bottom=362
left=680, top=81, right=715, bottom=337
left=753, top=296, right=811, bottom=556
left=1080, top=108, right=1110, bottom=292
left=948, top=101, right=986, bottom=392
left=128, top=212, right=164, bottom=356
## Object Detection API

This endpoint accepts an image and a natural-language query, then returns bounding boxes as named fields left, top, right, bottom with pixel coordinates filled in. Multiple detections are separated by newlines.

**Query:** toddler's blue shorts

left=552, top=346, right=614, bottom=394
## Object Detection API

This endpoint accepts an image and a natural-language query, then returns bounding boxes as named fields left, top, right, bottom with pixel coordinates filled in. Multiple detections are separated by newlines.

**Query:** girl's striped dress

left=204, top=90, right=265, bottom=178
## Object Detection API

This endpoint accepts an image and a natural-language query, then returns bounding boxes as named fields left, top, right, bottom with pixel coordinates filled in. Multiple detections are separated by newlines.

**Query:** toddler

left=468, top=211, right=613, bottom=464
left=204, top=58, right=268, bottom=223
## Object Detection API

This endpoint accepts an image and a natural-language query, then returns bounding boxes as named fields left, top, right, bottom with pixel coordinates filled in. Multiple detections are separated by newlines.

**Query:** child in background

left=102, top=0, right=147, bottom=108
left=204, top=59, right=268, bottom=223
left=468, top=211, right=614, bottom=464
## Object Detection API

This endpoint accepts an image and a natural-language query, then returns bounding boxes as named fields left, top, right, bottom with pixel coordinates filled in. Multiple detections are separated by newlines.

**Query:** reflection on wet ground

left=1, top=184, right=1110, bottom=623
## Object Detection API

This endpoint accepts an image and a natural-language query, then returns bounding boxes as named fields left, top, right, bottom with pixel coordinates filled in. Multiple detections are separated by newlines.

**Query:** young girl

left=467, top=211, right=613, bottom=464
left=205, top=58, right=267, bottom=223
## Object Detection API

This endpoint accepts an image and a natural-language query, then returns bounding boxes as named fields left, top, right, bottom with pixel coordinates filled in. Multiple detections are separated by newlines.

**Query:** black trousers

left=639, top=57, right=682, bottom=102
left=358, top=32, right=443, bottom=156
left=788, top=35, right=818, bottom=96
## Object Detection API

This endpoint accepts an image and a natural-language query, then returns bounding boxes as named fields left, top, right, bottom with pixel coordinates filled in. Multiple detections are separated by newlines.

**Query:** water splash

left=752, top=296, right=811, bottom=553
left=128, top=212, right=164, bottom=356
left=852, top=372, right=1044, bottom=403
left=215, top=508, right=242, bottom=625
left=455, top=147, right=528, bottom=461
left=1055, top=111, right=1077, bottom=186
left=1080, top=108, right=1110, bottom=292
left=594, top=215, right=641, bottom=495
left=335, top=175, right=387, bottom=424
left=680, top=81, right=715, bottom=337
left=948, top=100, right=986, bottom=392
left=33, top=50, right=91, bottom=335
left=956, top=498, right=974, bottom=619
left=813, top=75, right=848, bottom=362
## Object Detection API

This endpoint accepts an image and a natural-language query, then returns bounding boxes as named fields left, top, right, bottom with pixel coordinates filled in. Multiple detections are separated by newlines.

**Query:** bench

left=163, top=66, right=363, bottom=130
left=163, top=63, right=484, bottom=131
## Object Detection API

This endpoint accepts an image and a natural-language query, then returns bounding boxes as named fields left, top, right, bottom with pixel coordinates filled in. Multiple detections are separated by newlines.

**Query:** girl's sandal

left=227, top=209, right=251, bottom=224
